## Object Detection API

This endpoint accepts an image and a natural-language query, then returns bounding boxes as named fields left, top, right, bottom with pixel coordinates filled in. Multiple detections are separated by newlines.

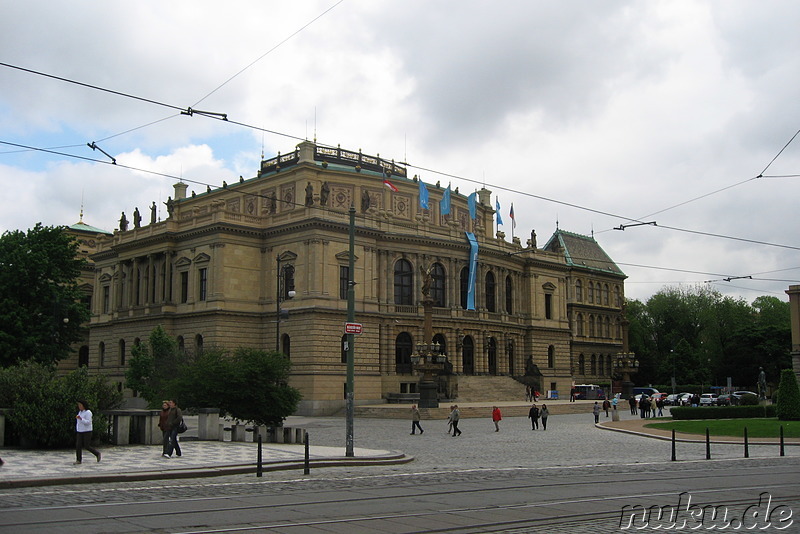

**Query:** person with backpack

left=164, top=400, right=183, bottom=458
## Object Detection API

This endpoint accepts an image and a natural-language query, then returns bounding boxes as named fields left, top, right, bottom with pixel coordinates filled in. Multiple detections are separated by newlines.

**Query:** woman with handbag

left=164, top=400, right=183, bottom=458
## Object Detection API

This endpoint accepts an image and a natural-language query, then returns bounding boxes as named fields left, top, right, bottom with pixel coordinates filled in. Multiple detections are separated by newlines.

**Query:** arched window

left=341, top=334, right=348, bottom=363
left=507, top=340, right=515, bottom=374
left=607, top=355, right=613, bottom=374
left=588, top=282, right=594, bottom=304
left=282, top=264, right=295, bottom=300
left=589, top=315, right=595, bottom=337
left=548, top=345, right=555, bottom=368
left=281, top=333, right=290, bottom=358
left=604, top=316, right=611, bottom=338
left=394, top=259, right=413, bottom=305
left=595, top=283, right=602, bottom=304
left=487, top=337, right=497, bottom=375
left=99, top=342, right=105, bottom=367
left=195, top=334, right=204, bottom=355
left=591, top=354, right=597, bottom=375
left=177, top=336, right=185, bottom=354
left=79, top=345, right=89, bottom=368
left=431, top=263, right=446, bottom=307
left=614, top=286, right=621, bottom=307
left=432, top=333, right=447, bottom=356
left=578, top=354, right=585, bottom=375
left=576, top=313, right=584, bottom=336
left=603, top=284, right=610, bottom=306
left=616, top=317, right=622, bottom=339
left=462, top=335, right=475, bottom=375
left=119, top=339, right=126, bottom=366
left=485, top=272, right=496, bottom=312
left=395, top=332, right=413, bottom=374
left=505, top=275, right=513, bottom=314
left=599, top=354, right=605, bottom=376
left=575, top=279, right=583, bottom=302
left=460, top=266, right=470, bottom=309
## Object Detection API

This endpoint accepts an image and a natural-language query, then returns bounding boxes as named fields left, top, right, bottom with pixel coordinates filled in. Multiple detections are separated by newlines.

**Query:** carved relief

left=226, top=199, right=240, bottom=213
left=393, top=194, right=411, bottom=219
left=331, top=184, right=354, bottom=209
left=280, top=184, right=296, bottom=211
left=245, top=195, right=257, bottom=216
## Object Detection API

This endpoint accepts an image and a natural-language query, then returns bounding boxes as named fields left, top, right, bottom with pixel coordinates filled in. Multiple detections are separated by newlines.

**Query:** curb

left=596, top=421, right=800, bottom=446
left=0, top=452, right=413, bottom=489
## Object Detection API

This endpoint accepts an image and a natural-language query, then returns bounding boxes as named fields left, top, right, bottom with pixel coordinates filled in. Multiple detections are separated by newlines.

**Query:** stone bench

left=386, top=393, right=420, bottom=404
left=223, top=424, right=306, bottom=444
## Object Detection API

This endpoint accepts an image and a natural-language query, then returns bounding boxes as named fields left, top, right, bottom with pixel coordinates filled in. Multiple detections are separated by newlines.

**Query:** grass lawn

left=645, top=418, right=800, bottom=438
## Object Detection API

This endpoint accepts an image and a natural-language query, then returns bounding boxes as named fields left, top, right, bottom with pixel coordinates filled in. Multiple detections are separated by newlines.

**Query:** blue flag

left=495, top=198, right=503, bottom=225
left=468, top=192, right=477, bottom=220
left=440, top=184, right=451, bottom=215
left=419, top=180, right=429, bottom=210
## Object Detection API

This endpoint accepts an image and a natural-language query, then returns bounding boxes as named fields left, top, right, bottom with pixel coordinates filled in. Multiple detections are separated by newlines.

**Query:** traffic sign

left=344, top=322, right=362, bottom=335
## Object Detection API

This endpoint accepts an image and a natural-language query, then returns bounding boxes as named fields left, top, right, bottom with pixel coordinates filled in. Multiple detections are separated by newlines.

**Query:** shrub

left=738, top=393, right=759, bottom=406
left=0, top=362, right=122, bottom=448
left=670, top=405, right=776, bottom=420
left=776, top=369, right=800, bottom=421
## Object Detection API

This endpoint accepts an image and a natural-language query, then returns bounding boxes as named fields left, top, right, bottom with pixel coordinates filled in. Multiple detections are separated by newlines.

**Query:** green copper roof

left=543, top=229, right=625, bottom=277
left=69, top=221, right=112, bottom=235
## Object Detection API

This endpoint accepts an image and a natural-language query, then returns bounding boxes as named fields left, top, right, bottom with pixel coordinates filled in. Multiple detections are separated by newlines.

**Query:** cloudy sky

left=1, top=1, right=798, bottom=304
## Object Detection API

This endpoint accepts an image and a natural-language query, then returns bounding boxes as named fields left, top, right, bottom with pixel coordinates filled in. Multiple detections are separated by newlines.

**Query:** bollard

left=744, top=427, right=749, bottom=458
left=257, top=434, right=263, bottom=478
left=780, top=425, right=785, bottom=457
left=304, top=432, right=310, bottom=475
left=706, top=428, right=711, bottom=460
left=671, top=429, right=676, bottom=462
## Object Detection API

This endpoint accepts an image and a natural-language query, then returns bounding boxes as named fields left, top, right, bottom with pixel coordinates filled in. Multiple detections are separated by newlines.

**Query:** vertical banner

left=419, top=180, right=429, bottom=209
left=465, top=232, right=478, bottom=311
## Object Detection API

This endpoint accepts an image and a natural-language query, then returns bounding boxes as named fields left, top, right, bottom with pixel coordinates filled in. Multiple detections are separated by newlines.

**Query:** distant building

left=87, top=141, right=626, bottom=414
left=60, top=216, right=112, bottom=372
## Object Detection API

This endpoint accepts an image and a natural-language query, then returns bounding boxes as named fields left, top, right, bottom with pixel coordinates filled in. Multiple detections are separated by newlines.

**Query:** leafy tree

left=125, top=325, right=184, bottom=408
left=776, top=369, right=800, bottom=421
left=0, top=362, right=122, bottom=448
left=0, top=224, right=90, bottom=367
left=172, top=348, right=301, bottom=426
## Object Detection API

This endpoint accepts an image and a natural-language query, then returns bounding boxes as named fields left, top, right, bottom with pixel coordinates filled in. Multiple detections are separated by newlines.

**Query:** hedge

left=670, top=405, right=776, bottom=420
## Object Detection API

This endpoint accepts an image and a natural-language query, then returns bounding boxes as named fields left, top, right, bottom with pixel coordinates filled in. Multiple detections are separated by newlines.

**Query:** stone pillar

left=112, top=415, right=131, bottom=445
left=231, top=424, right=247, bottom=442
left=174, top=181, right=188, bottom=200
left=787, top=285, right=800, bottom=382
left=197, top=409, right=221, bottom=440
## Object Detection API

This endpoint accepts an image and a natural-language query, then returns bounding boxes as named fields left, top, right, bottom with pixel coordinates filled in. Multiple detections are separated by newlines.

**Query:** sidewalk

left=0, top=439, right=410, bottom=489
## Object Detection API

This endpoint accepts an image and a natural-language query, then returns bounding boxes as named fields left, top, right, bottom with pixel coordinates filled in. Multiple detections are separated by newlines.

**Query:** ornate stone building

left=87, top=141, right=626, bottom=414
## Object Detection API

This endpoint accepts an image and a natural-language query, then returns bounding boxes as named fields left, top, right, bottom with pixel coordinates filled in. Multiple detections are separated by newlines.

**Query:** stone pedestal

left=197, top=409, right=220, bottom=440
left=612, top=409, right=620, bottom=422
left=419, top=380, right=439, bottom=409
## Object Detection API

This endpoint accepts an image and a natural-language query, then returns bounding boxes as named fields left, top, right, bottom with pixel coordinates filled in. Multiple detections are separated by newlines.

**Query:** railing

left=314, top=146, right=407, bottom=178
left=260, top=149, right=300, bottom=175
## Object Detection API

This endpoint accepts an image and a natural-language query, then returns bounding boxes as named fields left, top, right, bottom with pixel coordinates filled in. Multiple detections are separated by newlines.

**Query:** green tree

left=0, top=224, right=90, bottom=367
left=776, top=369, right=800, bottom=421
left=125, top=325, right=183, bottom=408
left=0, top=362, right=122, bottom=448
left=172, top=348, right=301, bottom=426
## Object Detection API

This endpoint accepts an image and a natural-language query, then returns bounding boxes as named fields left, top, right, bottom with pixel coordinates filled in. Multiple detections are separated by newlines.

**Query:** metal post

left=705, top=428, right=711, bottom=460
left=671, top=429, right=676, bottom=462
left=345, top=206, right=356, bottom=457
left=276, top=255, right=282, bottom=353
left=780, top=425, right=785, bottom=457
left=304, top=432, right=310, bottom=475
left=744, top=427, right=749, bottom=458
left=257, top=434, right=263, bottom=477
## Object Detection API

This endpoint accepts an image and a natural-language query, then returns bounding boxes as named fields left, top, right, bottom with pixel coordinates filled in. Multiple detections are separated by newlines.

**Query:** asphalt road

left=1, top=411, right=798, bottom=533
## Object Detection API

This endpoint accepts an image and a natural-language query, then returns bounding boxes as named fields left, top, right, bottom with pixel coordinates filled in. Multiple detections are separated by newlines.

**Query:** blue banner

left=440, top=184, right=451, bottom=215
left=468, top=192, right=477, bottom=220
left=419, top=180, right=429, bottom=210
left=466, top=232, right=478, bottom=311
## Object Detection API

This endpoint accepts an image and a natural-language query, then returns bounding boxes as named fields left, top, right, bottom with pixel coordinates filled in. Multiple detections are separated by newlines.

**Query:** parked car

left=699, top=393, right=718, bottom=406
left=716, top=393, right=732, bottom=406
left=677, top=392, right=694, bottom=406
left=732, top=391, right=758, bottom=405
left=665, top=394, right=681, bottom=406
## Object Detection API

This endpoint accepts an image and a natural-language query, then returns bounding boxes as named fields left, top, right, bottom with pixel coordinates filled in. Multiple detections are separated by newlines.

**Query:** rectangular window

left=545, top=293, right=553, bottom=319
left=198, top=268, right=208, bottom=301
left=103, top=286, right=110, bottom=313
left=340, top=266, right=349, bottom=300
left=180, top=271, right=189, bottom=303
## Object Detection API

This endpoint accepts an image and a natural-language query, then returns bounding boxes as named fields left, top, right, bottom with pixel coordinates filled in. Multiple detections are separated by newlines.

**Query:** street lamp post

left=275, top=255, right=296, bottom=353
left=614, top=352, right=639, bottom=399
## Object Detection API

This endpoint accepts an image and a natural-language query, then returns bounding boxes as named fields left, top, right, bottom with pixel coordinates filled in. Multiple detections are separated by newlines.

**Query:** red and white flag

left=383, top=179, right=399, bottom=192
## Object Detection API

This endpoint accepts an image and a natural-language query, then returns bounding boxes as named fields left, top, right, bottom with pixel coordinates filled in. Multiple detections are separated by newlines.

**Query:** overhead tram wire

left=4, top=61, right=800, bottom=253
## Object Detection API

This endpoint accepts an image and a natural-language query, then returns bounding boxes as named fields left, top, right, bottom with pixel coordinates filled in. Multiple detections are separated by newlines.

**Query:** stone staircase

left=455, top=375, right=528, bottom=403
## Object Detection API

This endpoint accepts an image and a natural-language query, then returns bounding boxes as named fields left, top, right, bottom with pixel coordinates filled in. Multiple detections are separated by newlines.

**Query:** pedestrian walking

left=451, top=405, right=462, bottom=436
left=410, top=404, right=424, bottom=435
left=602, top=399, right=611, bottom=417
left=492, top=406, right=502, bottom=432
left=540, top=404, right=550, bottom=430
left=592, top=401, right=600, bottom=424
left=525, top=385, right=532, bottom=402
left=157, top=400, right=170, bottom=456
left=629, top=396, right=637, bottom=415
left=74, top=400, right=101, bottom=464
left=528, top=403, right=540, bottom=430
left=164, top=400, right=183, bottom=458
left=570, top=387, right=577, bottom=402
left=656, top=398, right=664, bottom=417
left=611, top=395, right=618, bottom=411
left=446, top=405, right=455, bottom=434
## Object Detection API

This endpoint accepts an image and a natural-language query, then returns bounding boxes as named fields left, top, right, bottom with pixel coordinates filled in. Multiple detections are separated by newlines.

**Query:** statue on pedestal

left=758, top=367, right=767, bottom=400
left=133, top=207, right=141, bottom=228
left=119, top=212, right=128, bottom=232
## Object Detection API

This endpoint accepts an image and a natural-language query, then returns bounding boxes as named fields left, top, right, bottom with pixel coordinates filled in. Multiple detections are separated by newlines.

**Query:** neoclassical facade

left=87, top=141, right=626, bottom=414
